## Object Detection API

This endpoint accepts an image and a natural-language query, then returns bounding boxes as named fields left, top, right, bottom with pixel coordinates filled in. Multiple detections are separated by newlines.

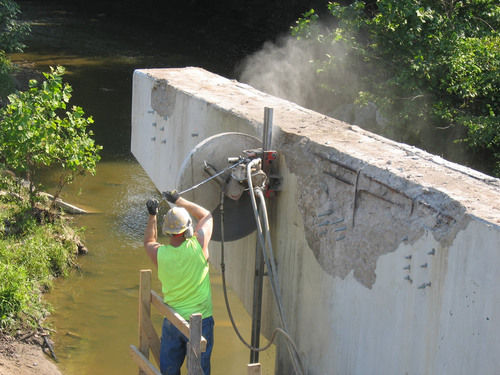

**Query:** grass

left=0, top=172, right=79, bottom=332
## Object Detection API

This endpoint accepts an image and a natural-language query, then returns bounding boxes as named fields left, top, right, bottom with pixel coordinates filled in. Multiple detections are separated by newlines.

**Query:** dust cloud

left=237, top=32, right=364, bottom=125
left=238, top=36, right=318, bottom=110
left=237, top=33, right=473, bottom=170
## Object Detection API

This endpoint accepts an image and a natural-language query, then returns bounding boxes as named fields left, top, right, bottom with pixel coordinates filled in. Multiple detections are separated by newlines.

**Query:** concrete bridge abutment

left=131, top=67, right=500, bottom=375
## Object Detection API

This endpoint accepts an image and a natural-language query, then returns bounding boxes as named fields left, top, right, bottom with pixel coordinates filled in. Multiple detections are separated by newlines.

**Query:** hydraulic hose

left=247, top=164, right=277, bottom=309
left=246, top=159, right=287, bottom=329
left=255, top=188, right=283, bottom=320
left=246, top=159, right=304, bottom=375
left=254, top=191, right=304, bottom=375
left=219, top=191, right=304, bottom=356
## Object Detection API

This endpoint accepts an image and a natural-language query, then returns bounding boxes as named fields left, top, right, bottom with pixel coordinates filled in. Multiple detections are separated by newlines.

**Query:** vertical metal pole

left=263, top=107, right=273, bottom=153
left=250, top=107, right=273, bottom=363
left=250, top=235, right=265, bottom=363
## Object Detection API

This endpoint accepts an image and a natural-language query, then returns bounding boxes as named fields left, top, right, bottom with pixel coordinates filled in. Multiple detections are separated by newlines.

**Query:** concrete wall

left=131, top=67, right=500, bottom=375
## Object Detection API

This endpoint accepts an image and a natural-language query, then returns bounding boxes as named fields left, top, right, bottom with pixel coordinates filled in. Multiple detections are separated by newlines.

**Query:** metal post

left=250, top=236, right=265, bottom=363
left=250, top=107, right=273, bottom=363
left=263, top=107, right=273, bottom=153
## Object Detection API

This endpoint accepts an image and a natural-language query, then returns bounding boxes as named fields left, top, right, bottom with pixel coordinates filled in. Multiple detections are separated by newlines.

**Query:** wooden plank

left=248, top=363, right=262, bottom=375
left=142, top=312, right=161, bottom=368
left=39, top=192, right=89, bottom=214
left=151, top=290, right=190, bottom=336
left=129, top=345, right=162, bottom=375
left=151, top=290, right=207, bottom=352
left=139, top=270, right=152, bottom=375
left=187, top=313, right=203, bottom=375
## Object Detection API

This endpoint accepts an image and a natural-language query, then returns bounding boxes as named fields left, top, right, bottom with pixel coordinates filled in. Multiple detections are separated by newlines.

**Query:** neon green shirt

left=157, top=237, right=213, bottom=320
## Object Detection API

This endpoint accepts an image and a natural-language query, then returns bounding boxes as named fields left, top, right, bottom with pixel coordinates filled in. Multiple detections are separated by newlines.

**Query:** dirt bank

left=0, top=336, right=62, bottom=375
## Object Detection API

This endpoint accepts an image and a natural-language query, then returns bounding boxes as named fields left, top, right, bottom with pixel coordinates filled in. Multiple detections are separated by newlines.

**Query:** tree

left=0, top=66, right=102, bottom=209
left=0, top=0, right=30, bottom=98
left=0, top=0, right=29, bottom=52
left=0, top=50, right=13, bottom=98
left=292, top=0, right=499, bottom=175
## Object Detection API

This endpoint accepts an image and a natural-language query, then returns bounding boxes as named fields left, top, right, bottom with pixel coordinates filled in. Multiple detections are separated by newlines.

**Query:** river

left=9, top=1, right=275, bottom=374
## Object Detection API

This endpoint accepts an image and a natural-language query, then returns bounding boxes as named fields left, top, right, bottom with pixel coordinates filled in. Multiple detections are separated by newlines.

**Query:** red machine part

left=263, top=150, right=280, bottom=198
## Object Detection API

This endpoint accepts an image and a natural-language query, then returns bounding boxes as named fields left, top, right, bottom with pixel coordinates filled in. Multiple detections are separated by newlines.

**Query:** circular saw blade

left=176, top=132, right=261, bottom=242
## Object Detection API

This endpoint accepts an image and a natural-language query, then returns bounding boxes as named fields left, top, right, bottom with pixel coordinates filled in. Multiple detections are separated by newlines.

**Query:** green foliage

left=0, top=0, right=30, bottom=52
left=0, top=0, right=30, bottom=102
left=11, top=224, right=75, bottom=280
left=291, top=0, right=500, bottom=175
left=0, top=50, right=14, bottom=98
left=0, top=174, right=78, bottom=330
left=0, top=66, right=102, bottom=208
left=0, top=262, right=31, bottom=327
left=291, top=9, right=319, bottom=39
left=0, top=228, right=74, bottom=329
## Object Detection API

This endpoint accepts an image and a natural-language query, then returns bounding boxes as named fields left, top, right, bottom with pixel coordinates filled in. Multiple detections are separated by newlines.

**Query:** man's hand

left=163, top=190, right=180, bottom=204
left=146, top=199, right=159, bottom=216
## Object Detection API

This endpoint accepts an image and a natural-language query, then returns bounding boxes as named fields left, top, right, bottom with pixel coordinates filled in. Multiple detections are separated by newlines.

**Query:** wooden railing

left=129, top=269, right=207, bottom=375
left=130, top=269, right=265, bottom=375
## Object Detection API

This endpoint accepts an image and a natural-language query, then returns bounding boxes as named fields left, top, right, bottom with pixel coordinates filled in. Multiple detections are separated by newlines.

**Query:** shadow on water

left=10, top=1, right=275, bottom=374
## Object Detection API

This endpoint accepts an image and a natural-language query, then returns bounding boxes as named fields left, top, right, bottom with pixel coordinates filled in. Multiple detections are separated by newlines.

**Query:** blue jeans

left=160, top=316, right=214, bottom=375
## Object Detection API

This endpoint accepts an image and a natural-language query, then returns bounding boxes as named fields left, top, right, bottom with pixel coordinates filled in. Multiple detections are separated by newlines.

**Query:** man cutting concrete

left=143, top=190, right=214, bottom=375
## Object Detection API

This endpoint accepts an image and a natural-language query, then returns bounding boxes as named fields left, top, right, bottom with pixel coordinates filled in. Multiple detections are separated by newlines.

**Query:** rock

left=77, top=242, right=88, bottom=255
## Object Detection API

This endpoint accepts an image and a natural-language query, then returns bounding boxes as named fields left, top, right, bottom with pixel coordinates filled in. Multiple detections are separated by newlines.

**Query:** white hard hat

left=162, top=207, right=193, bottom=236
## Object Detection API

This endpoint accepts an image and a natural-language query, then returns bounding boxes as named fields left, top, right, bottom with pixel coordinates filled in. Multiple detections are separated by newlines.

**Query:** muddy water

left=40, top=161, right=274, bottom=375
left=9, top=2, right=274, bottom=374
left=36, top=160, right=274, bottom=375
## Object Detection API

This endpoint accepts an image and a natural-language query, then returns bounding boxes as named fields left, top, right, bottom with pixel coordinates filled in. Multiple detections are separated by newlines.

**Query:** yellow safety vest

left=157, top=237, right=213, bottom=320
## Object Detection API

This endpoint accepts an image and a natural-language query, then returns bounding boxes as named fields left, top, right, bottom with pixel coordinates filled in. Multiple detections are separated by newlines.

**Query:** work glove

left=163, top=190, right=180, bottom=204
left=146, top=199, right=159, bottom=216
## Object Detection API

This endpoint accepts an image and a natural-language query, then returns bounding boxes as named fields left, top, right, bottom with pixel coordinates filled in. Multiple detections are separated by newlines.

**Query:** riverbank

left=0, top=172, right=87, bottom=375
left=0, top=335, right=61, bottom=375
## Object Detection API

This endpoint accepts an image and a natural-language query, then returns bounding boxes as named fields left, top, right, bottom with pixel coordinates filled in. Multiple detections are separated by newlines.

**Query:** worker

left=143, top=190, right=214, bottom=375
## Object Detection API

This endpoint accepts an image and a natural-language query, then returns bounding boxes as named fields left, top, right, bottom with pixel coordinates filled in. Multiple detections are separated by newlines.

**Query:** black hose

left=219, top=187, right=305, bottom=375
left=219, top=190, right=273, bottom=352
left=219, top=191, right=301, bottom=355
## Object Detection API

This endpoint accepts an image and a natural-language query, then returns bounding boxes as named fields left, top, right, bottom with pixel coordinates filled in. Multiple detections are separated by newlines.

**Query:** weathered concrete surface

left=131, top=67, right=500, bottom=375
